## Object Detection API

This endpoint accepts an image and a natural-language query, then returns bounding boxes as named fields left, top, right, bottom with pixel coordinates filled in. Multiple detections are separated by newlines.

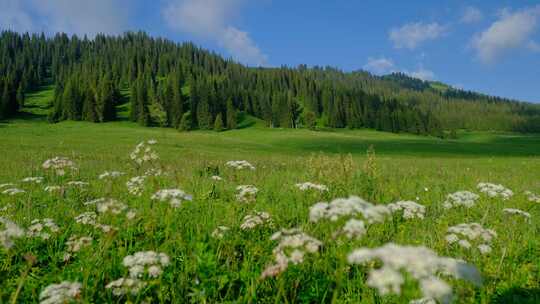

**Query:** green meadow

left=0, top=87, right=539, bottom=303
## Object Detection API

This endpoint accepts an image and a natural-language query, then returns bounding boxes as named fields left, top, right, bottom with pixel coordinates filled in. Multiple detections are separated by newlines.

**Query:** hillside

left=1, top=31, right=540, bottom=136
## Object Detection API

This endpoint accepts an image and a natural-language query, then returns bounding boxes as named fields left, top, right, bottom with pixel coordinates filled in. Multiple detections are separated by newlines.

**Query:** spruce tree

left=214, top=113, right=224, bottom=132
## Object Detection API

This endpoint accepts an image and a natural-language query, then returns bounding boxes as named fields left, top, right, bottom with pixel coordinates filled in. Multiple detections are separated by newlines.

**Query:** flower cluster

left=123, top=251, right=171, bottom=278
left=74, top=212, right=115, bottom=233
left=236, top=185, right=258, bottom=203
left=39, top=281, right=82, bottom=304
left=295, top=182, right=329, bottom=192
left=524, top=191, right=540, bottom=203
left=211, top=226, right=230, bottom=239
left=64, top=236, right=93, bottom=261
left=126, top=176, right=146, bottom=196
left=443, top=191, right=479, bottom=209
left=151, top=189, right=193, bottom=208
left=211, top=175, right=222, bottom=181
left=337, top=218, right=366, bottom=240
left=42, top=157, right=77, bottom=176
left=22, top=176, right=44, bottom=184
left=1, top=217, right=25, bottom=249
left=309, top=196, right=390, bottom=224
left=98, top=171, right=125, bottom=180
left=105, top=278, right=146, bottom=297
left=347, top=243, right=482, bottom=304
left=66, top=180, right=89, bottom=187
left=387, top=201, right=426, bottom=220
left=503, top=208, right=531, bottom=219
left=445, top=223, right=497, bottom=254
left=240, top=211, right=273, bottom=230
left=226, top=160, right=255, bottom=170
left=27, top=218, right=60, bottom=240
left=261, top=228, right=322, bottom=278
left=130, top=140, right=159, bottom=165
left=2, top=187, right=25, bottom=195
left=477, top=183, right=513, bottom=200
left=44, top=185, right=61, bottom=193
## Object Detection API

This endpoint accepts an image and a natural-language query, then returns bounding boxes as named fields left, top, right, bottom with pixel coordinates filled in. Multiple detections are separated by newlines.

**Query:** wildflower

left=123, top=251, right=170, bottom=278
left=0, top=204, right=11, bottom=212
left=130, top=141, right=159, bottom=165
left=66, top=181, right=89, bottom=187
left=42, top=157, right=77, bottom=176
left=477, top=183, right=513, bottom=200
left=106, top=278, right=146, bottom=296
left=211, top=175, right=222, bottom=181
left=147, top=139, right=157, bottom=145
left=44, top=185, right=61, bottom=192
left=0, top=183, right=16, bottom=189
left=2, top=188, right=25, bottom=195
left=1, top=217, right=25, bottom=249
left=309, top=196, right=390, bottom=224
left=240, top=211, right=273, bottom=230
left=126, top=176, right=146, bottom=196
left=295, top=182, right=329, bottom=192
left=64, top=236, right=93, bottom=261
left=39, top=281, right=81, bottom=304
left=96, top=198, right=128, bottom=215
left=443, top=191, right=479, bottom=209
left=144, top=168, right=163, bottom=177
left=261, top=228, right=322, bottom=278
left=27, top=218, right=60, bottom=240
left=151, top=189, right=193, bottom=208
left=347, top=243, right=482, bottom=304
left=339, top=219, right=366, bottom=240
left=410, top=298, right=437, bottom=304
left=98, top=171, right=125, bottom=179
left=225, top=160, right=255, bottom=170
left=524, top=191, right=540, bottom=203
left=211, top=226, right=230, bottom=239
left=446, top=223, right=496, bottom=254
left=236, top=185, right=258, bottom=203
left=503, top=208, right=531, bottom=219
left=388, top=201, right=426, bottom=220
left=75, top=212, right=97, bottom=225
left=22, top=176, right=44, bottom=184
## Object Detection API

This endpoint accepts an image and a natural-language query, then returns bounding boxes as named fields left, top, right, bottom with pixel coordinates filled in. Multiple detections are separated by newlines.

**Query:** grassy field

left=0, top=88, right=539, bottom=303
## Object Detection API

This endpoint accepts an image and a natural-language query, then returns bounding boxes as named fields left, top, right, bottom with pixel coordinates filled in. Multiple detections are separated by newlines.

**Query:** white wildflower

left=503, top=208, right=531, bottom=219
left=1, top=217, right=25, bottom=249
left=144, top=168, right=163, bottom=177
left=443, top=191, right=479, bottom=209
left=340, top=219, right=366, bottom=240
left=44, top=185, right=61, bottom=192
left=2, top=188, right=25, bottom=195
left=0, top=183, right=16, bottom=189
left=22, top=176, right=44, bottom=184
left=458, top=239, right=471, bottom=249
left=477, top=244, right=492, bottom=255
left=295, top=182, right=329, bottom=192
left=123, top=251, right=170, bottom=278
left=64, top=235, right=93, bottom=260
left=151, top=189, right=193, bottom=208
left=446, top=223, right=497, bottom=254
left=240, top=211, right=273, bottom=230
left=39, top=281, right=81, bottom=304
left=27, top=218, right=60, bottom=240
left=477, top=183, right=513, bottom=200
left=347, top=243, right=482, bottom=304
left=388, top=201, right=426, bottom=220
left=211, top=226, right=230, bottom=239
left=126, top=176, right=146, bottom=196
left=226, top=160, right=255, bottom=170
left=261, top=228, right=322, bottom=279
left=96, top=198, right=128, bottom=215
left=98, top=171, right=125, bottom=180
left=75, top=212, right=97, bottom=225
left=309, top=196, right=390, bottom=224
left=524, top=191, right=540, bottom=203
left=66, top=181, right=88, bottom=187
left=130, top=141, right=159, bottom=165
left=236, top=185, right=258, bottom=203
left=410, top=298, right=437, bottom=304
left=211, top=175, right=222, bottom=181
left=106, top=278, right=146, bottom=296
left=42, top=157, right=77, bottom=176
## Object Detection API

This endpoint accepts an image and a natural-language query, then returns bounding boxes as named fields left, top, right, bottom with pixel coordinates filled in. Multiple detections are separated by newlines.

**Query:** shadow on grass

left=491, top=287, right=540, bottom=304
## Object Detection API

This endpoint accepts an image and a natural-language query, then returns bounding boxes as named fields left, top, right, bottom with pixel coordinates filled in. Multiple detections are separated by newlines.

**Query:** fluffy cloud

left=163, top=0, right=267, bottom=66
left=363, top=57, right=395, bottom=75
left=0, top=0, right=129, bottom=37
left=407, top=68, right=436, bottom=81
left=389, top=22, right=446, bottom=49
left=461, top=6, right=483, bottom=24
left=472, top=6, right=540, bottom=63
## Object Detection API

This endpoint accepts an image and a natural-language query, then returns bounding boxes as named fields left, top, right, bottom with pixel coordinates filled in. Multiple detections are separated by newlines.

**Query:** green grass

left=0, top=88, right=539, bottom=303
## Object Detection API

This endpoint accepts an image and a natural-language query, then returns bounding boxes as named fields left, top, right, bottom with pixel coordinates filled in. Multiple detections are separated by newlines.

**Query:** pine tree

left=226, top=98, right=237, bottom=129
left=16, top=84, right=24, bottom=109
left=214, top=113, right=224, bottom=132
left=178, top=111, right=192, bottom=131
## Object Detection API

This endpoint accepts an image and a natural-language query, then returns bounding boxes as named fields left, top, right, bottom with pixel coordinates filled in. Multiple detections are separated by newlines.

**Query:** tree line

left=1, top=31, right=539, bottom=134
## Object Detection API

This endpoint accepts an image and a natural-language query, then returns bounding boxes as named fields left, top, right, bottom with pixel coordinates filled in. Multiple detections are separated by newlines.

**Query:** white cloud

left=389, top=22, right=446, bottom=49
left=461, top=6, right=483, bottom=24
left=163, top=0, right=267, bottom=66
left=407, top=68, right=436, bottom=81
left=363, top=57, right=395, bottom=75
left=472, top=5, right=540, bottom=63
left=0, top=0, right=129, bottom=37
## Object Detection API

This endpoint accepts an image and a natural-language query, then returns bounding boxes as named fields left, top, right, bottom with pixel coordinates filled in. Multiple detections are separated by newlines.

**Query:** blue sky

left=1, top=0, right=540, bottom=102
